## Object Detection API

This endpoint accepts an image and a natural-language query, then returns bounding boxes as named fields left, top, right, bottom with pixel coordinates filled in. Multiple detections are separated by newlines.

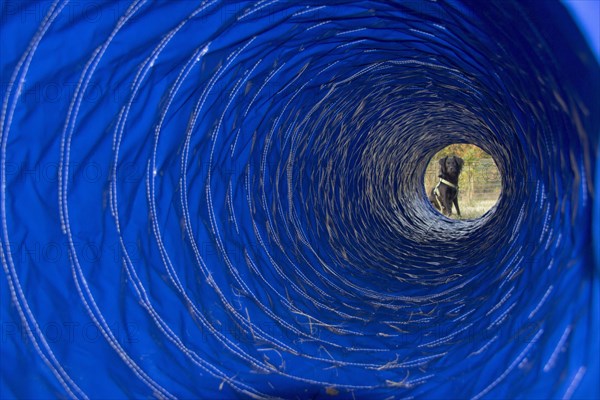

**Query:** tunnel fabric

left=1, top=1, right=599, bottom=399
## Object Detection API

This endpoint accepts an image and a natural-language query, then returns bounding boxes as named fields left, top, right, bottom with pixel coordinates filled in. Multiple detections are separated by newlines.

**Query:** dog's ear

left=439, top=157, right=447, bottom=175
left=456, top=156, right=464, bottom=171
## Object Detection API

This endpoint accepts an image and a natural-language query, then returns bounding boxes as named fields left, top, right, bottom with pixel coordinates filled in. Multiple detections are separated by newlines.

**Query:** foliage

left=434, top=143, right=491, bottom=163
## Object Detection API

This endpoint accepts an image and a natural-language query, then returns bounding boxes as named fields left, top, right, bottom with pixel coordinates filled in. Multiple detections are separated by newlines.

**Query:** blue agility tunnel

left=1, top=1, right=598, bottom=399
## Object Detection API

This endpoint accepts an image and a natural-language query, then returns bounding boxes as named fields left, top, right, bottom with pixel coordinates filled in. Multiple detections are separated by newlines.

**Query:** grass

left=447, top=199, right=499, bottom=220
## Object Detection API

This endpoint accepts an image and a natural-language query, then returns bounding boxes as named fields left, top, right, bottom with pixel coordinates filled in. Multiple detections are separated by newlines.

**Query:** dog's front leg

left=444, top=197, right=453, bottom=217
left=453, top=197, right=461, bottom=218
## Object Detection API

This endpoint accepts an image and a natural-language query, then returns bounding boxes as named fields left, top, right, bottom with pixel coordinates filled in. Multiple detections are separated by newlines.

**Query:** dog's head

left=439, top=155, right=464, bottom=180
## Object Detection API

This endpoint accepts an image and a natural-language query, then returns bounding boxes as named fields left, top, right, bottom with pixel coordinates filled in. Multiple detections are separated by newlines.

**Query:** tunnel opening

left=425, top=144, right=501, bottom=220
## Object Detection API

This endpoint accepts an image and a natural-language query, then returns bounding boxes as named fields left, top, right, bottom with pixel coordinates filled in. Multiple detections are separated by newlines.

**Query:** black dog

left=429, top=155, right=464, bottom=217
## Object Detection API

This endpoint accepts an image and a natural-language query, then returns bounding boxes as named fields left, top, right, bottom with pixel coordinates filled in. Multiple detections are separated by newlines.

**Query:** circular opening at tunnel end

left=425, top=144, right=501, bottom=219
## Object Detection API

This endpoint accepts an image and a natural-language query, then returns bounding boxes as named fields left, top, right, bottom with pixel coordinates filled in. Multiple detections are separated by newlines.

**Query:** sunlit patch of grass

left=453, top=199, right=498, bottom=220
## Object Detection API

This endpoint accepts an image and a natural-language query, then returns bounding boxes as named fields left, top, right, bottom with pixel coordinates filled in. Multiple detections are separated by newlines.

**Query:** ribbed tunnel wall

left=1, top=1, right=599, bottom=399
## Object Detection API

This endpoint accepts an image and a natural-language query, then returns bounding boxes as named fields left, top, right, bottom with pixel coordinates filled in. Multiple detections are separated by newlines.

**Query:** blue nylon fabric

left=1, top=1, right=598, bottom=399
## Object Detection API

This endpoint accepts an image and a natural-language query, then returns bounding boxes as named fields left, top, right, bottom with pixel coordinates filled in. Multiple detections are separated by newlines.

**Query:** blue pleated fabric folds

left=1, top=1, right=598, bottom=399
